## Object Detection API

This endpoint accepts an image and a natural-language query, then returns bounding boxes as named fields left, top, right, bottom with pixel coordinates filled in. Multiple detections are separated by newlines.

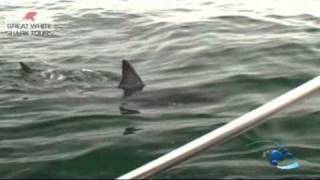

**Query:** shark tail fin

left=118, top=60, right=145, bottom=96
left=19, top=62, right=33, bottom=73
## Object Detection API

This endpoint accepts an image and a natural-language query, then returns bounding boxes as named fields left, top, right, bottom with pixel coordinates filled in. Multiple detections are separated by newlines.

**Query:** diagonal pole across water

left=118, top=76, right=320, bottom=179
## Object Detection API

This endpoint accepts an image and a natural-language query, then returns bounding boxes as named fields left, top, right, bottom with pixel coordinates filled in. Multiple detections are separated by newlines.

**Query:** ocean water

left=0, top=0, right=320, bottom=178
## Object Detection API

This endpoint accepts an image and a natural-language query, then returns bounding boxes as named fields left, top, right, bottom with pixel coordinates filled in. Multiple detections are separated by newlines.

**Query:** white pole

left=118, top=76, right=320, bottom=179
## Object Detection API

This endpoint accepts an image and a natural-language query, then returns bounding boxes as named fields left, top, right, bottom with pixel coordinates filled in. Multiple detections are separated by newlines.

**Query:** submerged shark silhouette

left=19, top=60, right=144, bottom=97
left=18, top=61, right=229, bottom=136
left=19, top=60, right=225, bottom=115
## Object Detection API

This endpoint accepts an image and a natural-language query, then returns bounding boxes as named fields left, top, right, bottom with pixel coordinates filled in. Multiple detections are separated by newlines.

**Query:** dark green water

left=0, top=0, right=320, bottom=178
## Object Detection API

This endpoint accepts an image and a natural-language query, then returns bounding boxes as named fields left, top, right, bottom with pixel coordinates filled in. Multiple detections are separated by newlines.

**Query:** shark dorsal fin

left=118, top=60, right=145, bottom=96
left=19, top=62, right=33, bottom=73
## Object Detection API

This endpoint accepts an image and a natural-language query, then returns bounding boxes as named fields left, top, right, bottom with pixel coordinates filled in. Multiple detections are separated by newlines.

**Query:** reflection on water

left=0, top=0, right=320, bottom=178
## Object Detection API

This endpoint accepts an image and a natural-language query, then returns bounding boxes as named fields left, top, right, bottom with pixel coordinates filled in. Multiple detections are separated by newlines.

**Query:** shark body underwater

left=18, top=60, right=225, bottom=115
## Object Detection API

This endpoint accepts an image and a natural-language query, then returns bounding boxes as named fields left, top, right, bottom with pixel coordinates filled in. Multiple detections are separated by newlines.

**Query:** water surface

left=0, top=0, right=320, bottom=178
